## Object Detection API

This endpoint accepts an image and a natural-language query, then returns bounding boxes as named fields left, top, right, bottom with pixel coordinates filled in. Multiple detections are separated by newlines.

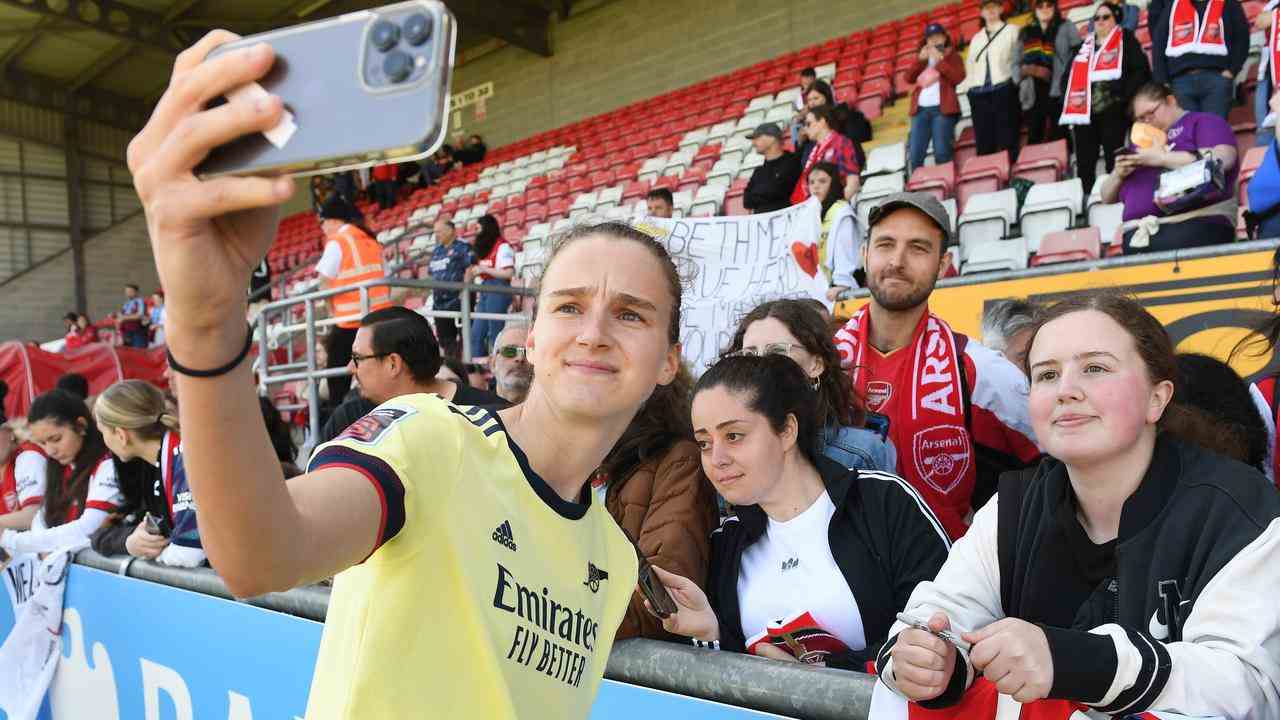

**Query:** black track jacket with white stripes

left=706, top=456, right=951, bottom=669
left=878, top=434, right=1280, bottom=717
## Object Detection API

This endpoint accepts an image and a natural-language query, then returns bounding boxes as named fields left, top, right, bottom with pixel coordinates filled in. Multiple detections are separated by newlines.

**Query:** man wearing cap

left=833, top=193, right=1041, bottom=540
left=314, top=195, right=392, bottom=409
left=906, top=23, right=965, bottom=173
left=742, top=123, right=803, bottom=214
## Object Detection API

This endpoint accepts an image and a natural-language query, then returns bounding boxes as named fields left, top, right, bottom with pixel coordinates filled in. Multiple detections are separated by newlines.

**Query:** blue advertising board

left=0, top=565, right=787, bottom=719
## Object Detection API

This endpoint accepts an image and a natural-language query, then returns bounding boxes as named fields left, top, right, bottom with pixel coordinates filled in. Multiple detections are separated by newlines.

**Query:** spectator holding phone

left=1099, top=83, right=1238, bottom=253
left=0, top=390, right=123, bottom=556
left=906, top=24, right=966, bottom=173
left=594, top=362, right=719, bottom=641
left=651, top=354, right=948, bottom=668
left=725, top=299, right=896, bottom=473
left=878, top=291, right=1280, bottom=716
left=0, top=421, right=47, bottom=532
left=90, top=380, right=204, bottom=567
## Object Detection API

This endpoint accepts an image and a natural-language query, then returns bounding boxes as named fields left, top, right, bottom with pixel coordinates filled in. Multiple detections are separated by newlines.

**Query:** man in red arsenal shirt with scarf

left=833, top=193, right=1040, bottom=539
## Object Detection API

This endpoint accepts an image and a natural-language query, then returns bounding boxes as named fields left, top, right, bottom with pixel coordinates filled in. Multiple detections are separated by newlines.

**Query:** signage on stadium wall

left=450, top=80, right=494, bottom=111
left=0, top=566, right=789, bottom=720
left=836, top=247, right=1280, bottom=382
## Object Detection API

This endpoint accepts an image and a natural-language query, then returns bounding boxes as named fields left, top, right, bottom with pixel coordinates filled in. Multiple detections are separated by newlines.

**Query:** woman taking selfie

left=878, top=291, right=1280, bottom=716
left=651, top=354, right=948, bottom=669
left=0, top=389, right=123, bottom=555
left=127, top=30, right=688, bottom=714
left=90, top=379, right=204, bottom=567
left=726, top=299, right=895, bottom=473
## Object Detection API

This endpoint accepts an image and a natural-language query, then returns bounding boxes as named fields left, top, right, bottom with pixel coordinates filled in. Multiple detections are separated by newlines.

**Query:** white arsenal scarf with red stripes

left=833, top=305, right=973, bottom=539
left=1060, top=28, right=1124, bottom=125
left=1166, top=0, right=1228, bottom=57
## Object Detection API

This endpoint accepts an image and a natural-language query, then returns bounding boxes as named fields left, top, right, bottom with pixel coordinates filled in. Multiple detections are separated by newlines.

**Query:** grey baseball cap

left=866, top=192, right=953, bottom=247
left=746, top=122, right=784, bottom=140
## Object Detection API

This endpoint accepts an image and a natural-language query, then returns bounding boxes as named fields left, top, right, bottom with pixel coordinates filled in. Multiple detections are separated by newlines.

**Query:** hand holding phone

left=621, top=528, right=678, bottom=618
left=144, top=513, right=163, bottom=536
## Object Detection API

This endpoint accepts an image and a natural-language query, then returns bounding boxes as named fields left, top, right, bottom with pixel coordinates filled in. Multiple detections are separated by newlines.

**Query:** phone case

left=196, top=0, right=455, bottom=179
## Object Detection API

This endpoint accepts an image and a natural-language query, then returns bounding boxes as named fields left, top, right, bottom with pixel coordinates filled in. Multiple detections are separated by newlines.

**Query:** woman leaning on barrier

left=879, top=291, right=1280, bottom=717
left=649, top=354, right=949, bottom=670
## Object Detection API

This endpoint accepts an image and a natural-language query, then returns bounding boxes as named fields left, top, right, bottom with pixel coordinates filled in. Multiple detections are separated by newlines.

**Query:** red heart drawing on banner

left=791, top=242, right=819, bottom=278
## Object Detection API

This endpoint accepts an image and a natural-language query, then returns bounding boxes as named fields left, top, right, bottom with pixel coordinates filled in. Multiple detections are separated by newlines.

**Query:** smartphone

left=1114, top=147, right=1137, bottom=157
left=896, top=613, right=971, bottom=652
left=144, top=513, right=165, bottom=537
left=196, top=1, right=456, bottom=179
left=622, top=529, right=679, bottom=619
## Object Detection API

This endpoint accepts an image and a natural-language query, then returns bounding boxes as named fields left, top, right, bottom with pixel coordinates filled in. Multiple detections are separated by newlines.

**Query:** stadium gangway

left=73, top=547, right=879, bottom=719
left=253, top=276, right=534, bottom=441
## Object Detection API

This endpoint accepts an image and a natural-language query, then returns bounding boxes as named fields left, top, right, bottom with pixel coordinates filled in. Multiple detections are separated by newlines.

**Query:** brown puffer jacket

left=603, top=439, right=720, bottom=642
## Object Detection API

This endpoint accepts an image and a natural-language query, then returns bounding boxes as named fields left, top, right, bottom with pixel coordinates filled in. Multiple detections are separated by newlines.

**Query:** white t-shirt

left=316, top=240, right=343, bottom=279
left=12, top=450, right=47, bottom=509
left=917, top=57, right=942, bottom=108
left=1, top=455, right=122, bottom=555
left=736, top=490, right=866, bottom=652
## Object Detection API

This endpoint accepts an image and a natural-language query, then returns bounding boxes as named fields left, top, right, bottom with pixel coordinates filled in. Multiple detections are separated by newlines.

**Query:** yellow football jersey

left=304, top=394, right=638, bottom=719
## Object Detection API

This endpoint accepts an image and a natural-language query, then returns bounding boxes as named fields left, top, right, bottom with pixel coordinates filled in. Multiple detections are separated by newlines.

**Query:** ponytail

left=93, top=380, right=178, bottom=441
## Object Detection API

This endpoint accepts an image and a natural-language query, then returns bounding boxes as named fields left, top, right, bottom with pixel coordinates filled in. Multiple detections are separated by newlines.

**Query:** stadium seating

left=1020, top=178, right=1084, bottom=253
left=1012, top=140, right=1068, bottom=184
left=1032, top=227, right=1102, bottom=266
left=906, top=161, right=956, bottom=200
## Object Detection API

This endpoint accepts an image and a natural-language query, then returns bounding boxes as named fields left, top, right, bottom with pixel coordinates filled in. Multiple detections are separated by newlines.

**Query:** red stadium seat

left=1012, top=139, right=1068, bottom=183
left=622, top=179, right=653, bottom=202
left=1031, top=228, right=1102, bottom=266
left=906, top=161, right=957, bottom=200
left=856, top=95, right=885, bottom=121
left=860, top=76, right=893, bottom=101
left=957, top=152, right=1011, bottom=213
left=524, top=202, right=548, bottom=223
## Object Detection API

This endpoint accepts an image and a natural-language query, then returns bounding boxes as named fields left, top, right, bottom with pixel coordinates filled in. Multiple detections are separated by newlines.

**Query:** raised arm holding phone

left=127, top=4, right=693, bottom=716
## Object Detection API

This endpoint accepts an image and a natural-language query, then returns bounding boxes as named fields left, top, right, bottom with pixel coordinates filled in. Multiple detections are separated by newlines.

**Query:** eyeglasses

left=1092, top=13, right=1114, bottom=21
left=732, top=342, right=805, bottom=358
left=1134, top=104, right=1161, bottom=124
left=349, top=351, right=389, bottom=367
left=495, top=345, right=526, bottom=360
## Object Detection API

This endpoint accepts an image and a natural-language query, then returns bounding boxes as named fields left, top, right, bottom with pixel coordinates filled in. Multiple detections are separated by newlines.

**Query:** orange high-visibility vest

left=329, top=224, right=391, bottom=328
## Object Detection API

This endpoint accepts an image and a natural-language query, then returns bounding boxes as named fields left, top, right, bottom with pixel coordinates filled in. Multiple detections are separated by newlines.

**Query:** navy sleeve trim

left=1093, top=627, right=1172, bottom=714
left=310, top=446, right=406, bottom=559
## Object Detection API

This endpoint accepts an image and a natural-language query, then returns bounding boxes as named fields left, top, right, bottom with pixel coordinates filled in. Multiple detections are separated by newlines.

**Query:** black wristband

left=166, top=324, right=253, bottom=378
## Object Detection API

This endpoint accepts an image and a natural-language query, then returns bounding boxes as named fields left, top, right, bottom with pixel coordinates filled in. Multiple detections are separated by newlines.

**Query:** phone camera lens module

left=371, top=20, right=400, bottom=51
left=383, top=49, right=414, bottom=83
left=403, top=14, right=432, bottom=46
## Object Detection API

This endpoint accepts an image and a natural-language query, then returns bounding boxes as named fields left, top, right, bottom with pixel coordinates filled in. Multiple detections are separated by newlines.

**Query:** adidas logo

left=583, top=562, right=609, bottom=593
left=492, top=521, right=518, bottom=551
left=781, top=557, right=799, bottom=572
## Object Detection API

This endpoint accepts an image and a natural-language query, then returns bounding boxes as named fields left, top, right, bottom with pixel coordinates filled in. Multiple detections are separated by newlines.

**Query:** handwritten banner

left=634, top=199, right=828, bottom=372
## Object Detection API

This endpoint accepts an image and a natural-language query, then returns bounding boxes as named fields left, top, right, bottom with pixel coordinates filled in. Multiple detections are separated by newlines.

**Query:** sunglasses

left=495, top=345, right=526, bottom=360
left=1093, top=13, right=1114, bottom=21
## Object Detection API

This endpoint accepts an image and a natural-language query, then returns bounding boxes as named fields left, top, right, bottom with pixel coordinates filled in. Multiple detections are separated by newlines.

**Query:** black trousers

left=324, top=325, right=358, bottom=411
left=435, top=315, right=460, bottom=359
left=969, top=83, right=1020, bottom=159
left=1072, top=108, right=1129, bottom=198
left=1123, top=217, right=1235, bottom=255
left=1025, top=79, right=1066, bottom=146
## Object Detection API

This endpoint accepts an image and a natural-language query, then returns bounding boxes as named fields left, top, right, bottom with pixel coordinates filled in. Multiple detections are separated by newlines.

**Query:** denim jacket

left=823, top=423, right=897, bottom=473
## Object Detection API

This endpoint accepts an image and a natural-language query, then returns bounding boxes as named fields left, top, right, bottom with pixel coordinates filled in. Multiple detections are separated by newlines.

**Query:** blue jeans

left=1172, top=71, right=1233, bottom=120
left=822, top=423, right=898, bottom=473
left=469, top=278, right=512, bottom=358
left=1257, top=65, right=1275, bottom=147
left=908, top=106, right=959, bottom=172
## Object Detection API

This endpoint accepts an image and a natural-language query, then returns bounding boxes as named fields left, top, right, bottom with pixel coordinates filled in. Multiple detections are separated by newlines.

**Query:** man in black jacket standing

left=742, top=123, right=802, bottom=214
left=1151, top=0, right=1249, bottom=119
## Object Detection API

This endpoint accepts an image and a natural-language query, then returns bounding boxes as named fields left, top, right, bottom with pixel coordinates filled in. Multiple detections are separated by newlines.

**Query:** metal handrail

left=254, top=275, right=534, bottom=441
left=72, top=548, right=877, bottom=719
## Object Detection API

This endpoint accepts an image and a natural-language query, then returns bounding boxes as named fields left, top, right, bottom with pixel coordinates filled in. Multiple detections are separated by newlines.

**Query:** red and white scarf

left=1166, top=0, right=1228, bottom=57
left=1059, top=28, right=1124, bottom=125
left=834, top=305, right=974, bottom=539
left=791, top=130, right=839, bottom=205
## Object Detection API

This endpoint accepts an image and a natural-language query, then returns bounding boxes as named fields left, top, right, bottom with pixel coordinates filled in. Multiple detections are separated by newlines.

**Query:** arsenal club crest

left=866, top=381, right=893, bottom=412
left=912, top=425, right=971, bottom=494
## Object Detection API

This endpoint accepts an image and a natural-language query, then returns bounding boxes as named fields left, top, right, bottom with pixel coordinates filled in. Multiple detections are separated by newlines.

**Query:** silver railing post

left=304, top=298, right=320, bottom=443
left=459, top=284, right=473, bottom=361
